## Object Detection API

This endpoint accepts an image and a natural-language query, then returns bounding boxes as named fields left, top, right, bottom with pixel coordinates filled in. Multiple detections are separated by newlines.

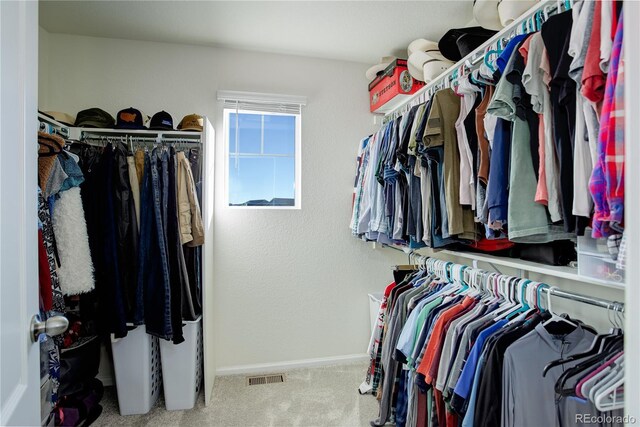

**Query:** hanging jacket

left=176, top=151, right=204, bottom=247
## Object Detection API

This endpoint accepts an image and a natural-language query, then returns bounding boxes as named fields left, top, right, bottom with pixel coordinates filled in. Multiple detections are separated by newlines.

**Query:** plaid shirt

left=590, top=15, right=624, bottom=238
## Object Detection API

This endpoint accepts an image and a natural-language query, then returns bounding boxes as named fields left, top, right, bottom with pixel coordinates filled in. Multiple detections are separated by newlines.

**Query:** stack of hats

left=407, top=39, right=455, bottom=83
left=474, top=0, right=538, bottom=31
left=69, top=108, right=204, bottom=132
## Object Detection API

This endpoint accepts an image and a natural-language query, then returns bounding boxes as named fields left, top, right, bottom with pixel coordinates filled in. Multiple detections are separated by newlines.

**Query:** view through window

left=225, top=109, right=300, bottom=207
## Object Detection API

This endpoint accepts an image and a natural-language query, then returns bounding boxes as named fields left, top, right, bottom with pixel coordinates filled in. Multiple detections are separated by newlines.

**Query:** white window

left=219, top=91, right=305, bottom=209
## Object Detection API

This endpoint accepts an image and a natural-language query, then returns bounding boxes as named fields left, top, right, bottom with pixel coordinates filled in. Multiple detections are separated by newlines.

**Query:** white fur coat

left=52, top=186, right=95, bottom=295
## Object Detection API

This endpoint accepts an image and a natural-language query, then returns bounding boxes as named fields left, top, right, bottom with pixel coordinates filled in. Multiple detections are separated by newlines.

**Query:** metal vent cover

left=246, top=373, right=286, bottom=386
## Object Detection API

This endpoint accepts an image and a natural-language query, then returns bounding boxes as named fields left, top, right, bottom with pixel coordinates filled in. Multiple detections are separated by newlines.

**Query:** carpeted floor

left=93, top=361, right=379, bottom=427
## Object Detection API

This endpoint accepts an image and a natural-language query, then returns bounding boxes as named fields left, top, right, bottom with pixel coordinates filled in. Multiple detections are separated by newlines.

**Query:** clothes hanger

left=538, top=10, right=546, bottom=30
left=543, top=330, right=621, bottom=377
left=593, top=368, right=625, bottom=411
left=579, top=352, right=624, bottom=399
left=543, top=303, right=623, bottom=377
left=589, top=362, right=623, bottom=402
left=544, top=4, right=556, bottom=21
left=541, top=286, right=578, bottom=330
left=495, top=277, right=527, bottom=320
left=554, top=337, right=624, bottom=395
left=591, top=360, right=624, bottom=410
left=505, top=279, right=534, bottom=323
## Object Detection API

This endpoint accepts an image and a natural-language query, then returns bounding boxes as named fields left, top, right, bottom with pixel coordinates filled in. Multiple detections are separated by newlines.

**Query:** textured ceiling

left=39, top=1, right=474, bottom=65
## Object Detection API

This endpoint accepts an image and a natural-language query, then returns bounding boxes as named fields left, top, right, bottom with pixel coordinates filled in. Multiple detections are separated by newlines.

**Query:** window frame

left=223, top=107, right=302, bottom=210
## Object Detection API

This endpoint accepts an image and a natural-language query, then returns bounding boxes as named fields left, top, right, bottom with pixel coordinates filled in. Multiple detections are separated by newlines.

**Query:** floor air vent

left=246, top=373, right=286, bottom=386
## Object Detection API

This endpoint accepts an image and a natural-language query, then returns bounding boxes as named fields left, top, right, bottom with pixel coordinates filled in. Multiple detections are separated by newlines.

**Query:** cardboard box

left=369, top=59, right=425, bottom=113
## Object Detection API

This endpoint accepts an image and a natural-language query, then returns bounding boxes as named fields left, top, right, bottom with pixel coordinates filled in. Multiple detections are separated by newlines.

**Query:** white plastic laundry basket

left=111, top=325, right=162, bottom=415
left=159, top=317, right=203, bottom=410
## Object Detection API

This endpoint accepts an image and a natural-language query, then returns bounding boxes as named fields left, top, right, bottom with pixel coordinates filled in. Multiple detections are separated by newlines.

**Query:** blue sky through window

left=228, top=112, right=296, bottom=206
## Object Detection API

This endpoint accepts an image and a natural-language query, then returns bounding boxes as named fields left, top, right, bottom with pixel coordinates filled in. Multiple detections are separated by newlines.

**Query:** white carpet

left=93, top=361, right=379, bottom=427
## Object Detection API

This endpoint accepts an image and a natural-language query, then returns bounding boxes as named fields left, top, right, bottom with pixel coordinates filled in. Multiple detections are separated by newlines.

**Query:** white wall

left=39, top=32, right=407, bottom=370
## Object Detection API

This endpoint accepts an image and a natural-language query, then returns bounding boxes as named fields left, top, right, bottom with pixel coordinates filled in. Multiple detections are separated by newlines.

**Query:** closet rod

left=81, top=136, right=202, bottom=145
left=384, top=0, right=564, bottom=120
left=407, top=252, right=625, bottom=313
left=541, top=287, right=625, bottom=313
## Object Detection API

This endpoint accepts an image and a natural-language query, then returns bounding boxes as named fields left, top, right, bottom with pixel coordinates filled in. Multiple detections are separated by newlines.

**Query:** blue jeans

left=140, top=149, right=173, bottom=340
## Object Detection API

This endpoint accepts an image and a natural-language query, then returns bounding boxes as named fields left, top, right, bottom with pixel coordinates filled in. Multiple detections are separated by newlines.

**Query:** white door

left=0, top=1, right=41, bottom=425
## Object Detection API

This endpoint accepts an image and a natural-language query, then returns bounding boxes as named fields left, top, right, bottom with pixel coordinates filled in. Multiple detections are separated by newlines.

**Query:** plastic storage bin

left=577, top=233, right=610, bottom=256
left=577, top=230, right=625, bottom=283
left=368, top=293, right=383, bottom=333
left=111, top=326, right=162, bottom=415
left=578, top=252, right=625, bottom=283
left=159, top=317, right=203, bottom=410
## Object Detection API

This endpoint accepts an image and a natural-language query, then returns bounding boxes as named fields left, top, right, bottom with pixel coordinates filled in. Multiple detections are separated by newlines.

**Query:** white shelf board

left=78, top=127, right=202, bottom=138
left=432, top=249, right=625, bottom=291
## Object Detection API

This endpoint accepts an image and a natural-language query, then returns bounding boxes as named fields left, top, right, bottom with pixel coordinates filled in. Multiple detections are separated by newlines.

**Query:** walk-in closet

left=0, top=0, right=638, bottom=426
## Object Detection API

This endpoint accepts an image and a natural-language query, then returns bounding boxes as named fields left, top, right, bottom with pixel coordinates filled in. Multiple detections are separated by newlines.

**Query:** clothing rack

left=384, top=0, right=569, bottom=123
left=401, top=252, right=625, bottom=314
left=81, top=135, right=201, bottom=147
left=81, top=131, right=201, bottom=145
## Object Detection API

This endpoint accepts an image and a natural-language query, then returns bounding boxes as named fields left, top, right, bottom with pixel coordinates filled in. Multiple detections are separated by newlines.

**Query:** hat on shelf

left=149, top=111, right=174, bottom=131
left=423, top=57, right=455, bottom=83
left=498, top=0, right=538, bottom=27
left=366, top=56, right=397, bottom=82
left=177, top=114, right=204, bottom=132
left=407, top=39, right=447, bottom=60
left=74, top=108, right=116, bottom=128
left=115, top=107, right=146, bottom=130
left=41, top=111, right=76, bottom=127
left=438, top=27, right=498, bottom=62
left=473, top=0, right=503, bottom=31
left=407, top=39, right=454, bottom=83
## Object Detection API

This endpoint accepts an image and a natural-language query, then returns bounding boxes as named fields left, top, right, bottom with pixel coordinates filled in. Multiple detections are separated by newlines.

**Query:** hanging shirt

left=542, top=10, right=578, bottom=233
left=416, top=296, right=475, bottom=380
left=581, top=1, right=605, bottom=104
left=451, top=319, right=507, bottom=410
left=521, top=35, right=553, bottom=211
left=600, top=0, right=614, bottom=73
left=425, top=89, right=464, bottom=237
left=454, top=78, right=478, bottom=208
left=501, top=324, right=598, bottom=427
left=567, top=0, right=598, bottom=221
left=590, top=15, right=625, bottom=238
left=472, top=314, right=545, bottom=427
left=475, top=86, right=493, bottom=185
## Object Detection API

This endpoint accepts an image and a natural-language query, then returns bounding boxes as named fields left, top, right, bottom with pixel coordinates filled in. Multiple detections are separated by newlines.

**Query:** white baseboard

left=215, top=353, right=369, bottom=376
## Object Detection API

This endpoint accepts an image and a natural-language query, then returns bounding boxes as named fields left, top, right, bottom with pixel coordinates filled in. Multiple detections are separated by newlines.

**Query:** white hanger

left=542, top=286, right=578, bottom=329
left=592, top=359, right=625, bottom=411
left=580, top=353, right=624, bottom=400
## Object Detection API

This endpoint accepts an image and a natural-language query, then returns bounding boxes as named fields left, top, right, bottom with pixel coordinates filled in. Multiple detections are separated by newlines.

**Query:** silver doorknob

left=30, top=314, right=69, bottom=342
